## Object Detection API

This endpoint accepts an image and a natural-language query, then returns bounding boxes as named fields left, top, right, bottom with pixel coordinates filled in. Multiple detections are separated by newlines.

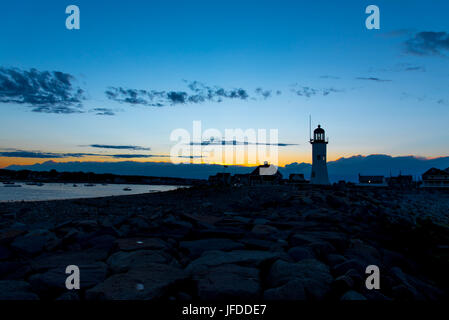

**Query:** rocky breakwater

left=0, top=185, right=448, bottom=300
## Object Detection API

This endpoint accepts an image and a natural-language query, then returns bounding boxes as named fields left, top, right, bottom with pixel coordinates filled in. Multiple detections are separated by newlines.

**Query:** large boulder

left=180, top=239, right=244, bottom=259
left=186, top=250, right=282, bottom=274
left=31, top=249, right=108, bottom=272
left=263, top=279, right=307, bottom=300
left=287, top=246, right=315, bottom=262
left=196, top=264, right=261, bottom=300
left=29, top=262, right=107, bottom=297
left=85, top=263, right=187, bottom=300
left=11, top=234, right=48, bottom=256
left=116, top=238, right=169, bottom=252
left=0, top=280, right=39, bottom=300
left=0, top=229, right=26, bottom=245
left=107, top=250, right=175, bottom=273
left=266, top=259, right=333, bottom=300
left=344, top=240, right=382, bottom=266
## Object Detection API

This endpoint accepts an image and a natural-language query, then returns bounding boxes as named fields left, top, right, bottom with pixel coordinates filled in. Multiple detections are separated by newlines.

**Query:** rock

left=0, top=281, right=37, bottom=300
left=266, top=259, right=333, bottom=300
left=128, top=217, right=150, bottom=231
left=11, top=234, right=47, bottom=256
left=289, top=234, right=317, bottom=247
left=253, top=218, right=269, bottom=225
left=196, top=264, right=261, bottom=300
left=344, top=269, right=364, bottom=289
left=251, top=224, right=279, bottom=236
left=186, top=250, right=282, bottom=274
left=240, top=238, right=280, bottom=251
left=287, top=247, right=315, bottom=262
left=307, top=241, right=336, bottom=259
left=116, top=238, right=169, bottom=252
left=331, top=275, right=354, bottom=296
left=76, top=220, right=98, bottom=231
left=87, top=234, right=116, bottom=252
left=332, top=259, right=365, bottom=276
left=264, top=279, right=307, bottom=300
left=390, top=267, right=426, bottom=300
left=31, top=249, right=108, bottom=272
left=326, top=194, right=348, bottom=209
left=86, top=263, right=187, bottom=300
left=340, top=290, right=367, bottom=300
left=0, top=261, right=31, bottom=279
left=0, top=245, right=12, bottom=260
left=0, top=229, right=26, bottom=244
left=344, top=240, right=382, bottom=266
left=29, top=262, right=107, bottom=296
left=107, top=250, right=174, bottom=273
left=326, top=254, right=346, bottom=267
left=180, top=239, right=244, bottom=258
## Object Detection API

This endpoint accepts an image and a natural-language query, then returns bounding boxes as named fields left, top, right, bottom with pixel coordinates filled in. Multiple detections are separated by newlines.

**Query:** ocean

left=0, top=183, right=182, bottom=202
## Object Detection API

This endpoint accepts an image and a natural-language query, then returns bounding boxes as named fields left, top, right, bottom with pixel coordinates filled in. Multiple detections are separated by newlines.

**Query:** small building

left=232, top=173, right=251, bottom=186
left=208, top=172, right=231, bottom=186
left=358, top=174, right=387, bottom=187
left=288, top=173, right=308, bottom=184
left=387, top=174, right=414, bottom=188
left=249, top=162, right=283, bottom=185
left=422, top=167, right=449, bottom=188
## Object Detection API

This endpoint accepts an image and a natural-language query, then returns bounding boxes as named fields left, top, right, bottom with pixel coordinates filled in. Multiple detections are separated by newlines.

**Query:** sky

left=0, top=0, right=448, bottom=168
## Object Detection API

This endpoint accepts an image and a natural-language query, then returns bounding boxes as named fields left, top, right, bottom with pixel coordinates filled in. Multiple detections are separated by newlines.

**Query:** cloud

left=90, top=108, right=115, bottom=116
left=254, top=87, right=279, bottom=99
left=105, top=81, right=278, bottom=107
left=404, top=31, right=449, bottom=56
left=356, top=77, right=392, bottom=82
left=0, top=150, right=95, bottom=158
left=290, top=84, right=343, bottom=97
left=88, top=144, right=151, bottom=151
left=0, top=67, right=85, bottom=114
left=320, top=75, right=341, bottom=79
left=0, top=148, right=203, bottom=160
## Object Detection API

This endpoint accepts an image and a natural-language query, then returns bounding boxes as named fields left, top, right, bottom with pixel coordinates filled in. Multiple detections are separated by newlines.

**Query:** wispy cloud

left=105, top=81, right=282, bottom=107
left=0, top=148, right=202, bottom=159
left=290, top=84, right=343, bottom=97
left=404, top=31, right=449, bottom=56
left=0, top=67, right=85, bottom=114
left=356, top=77, right=392, bottom=82
left=90, top=108, right=115, bottom=116
left=88, top=144, right=151, bottom=151
left=0, top=150, right=95, bottom=158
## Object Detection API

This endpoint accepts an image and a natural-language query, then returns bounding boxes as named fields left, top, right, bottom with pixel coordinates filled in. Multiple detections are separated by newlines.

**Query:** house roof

left=422, top=167, right=448, bottom=177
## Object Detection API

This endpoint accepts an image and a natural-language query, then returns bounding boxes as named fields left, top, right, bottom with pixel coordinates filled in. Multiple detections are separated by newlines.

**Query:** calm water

left=0, top=183, right=183, bottom=202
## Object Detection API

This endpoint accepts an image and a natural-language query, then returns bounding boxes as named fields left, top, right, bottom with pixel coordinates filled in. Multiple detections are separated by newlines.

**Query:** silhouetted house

left=358, top=174, right=386, bottom=186
left=232, top=173, right=251, bottom=186
left=208, top=172, right=231, bottom=186
left=422, top=168, right=449, bottom=188
left=288, top=173, right=308, bottom=184
left=387, top=174, right=414, bottom=188
left=249, top=162, right=283, bottom=185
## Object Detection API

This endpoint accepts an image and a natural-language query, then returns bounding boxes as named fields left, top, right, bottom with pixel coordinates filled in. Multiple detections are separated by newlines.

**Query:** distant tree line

left=0, top=169, right=204, bottom=186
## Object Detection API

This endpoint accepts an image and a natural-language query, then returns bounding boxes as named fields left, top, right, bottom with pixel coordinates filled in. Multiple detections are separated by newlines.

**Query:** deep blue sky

left=0, top=0, right=448, bottom=167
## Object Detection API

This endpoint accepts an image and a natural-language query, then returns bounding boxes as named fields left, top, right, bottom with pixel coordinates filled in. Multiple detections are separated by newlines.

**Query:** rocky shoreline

left=0, top=185, right=448, bottom=300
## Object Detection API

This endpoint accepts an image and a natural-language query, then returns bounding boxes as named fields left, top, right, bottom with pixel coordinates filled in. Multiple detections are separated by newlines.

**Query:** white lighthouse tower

left=310, top=124, right=330, bottom=185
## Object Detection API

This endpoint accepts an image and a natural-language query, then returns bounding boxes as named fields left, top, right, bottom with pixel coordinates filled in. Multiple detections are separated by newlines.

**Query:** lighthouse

left=310, top=124, right=330, bottom=185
